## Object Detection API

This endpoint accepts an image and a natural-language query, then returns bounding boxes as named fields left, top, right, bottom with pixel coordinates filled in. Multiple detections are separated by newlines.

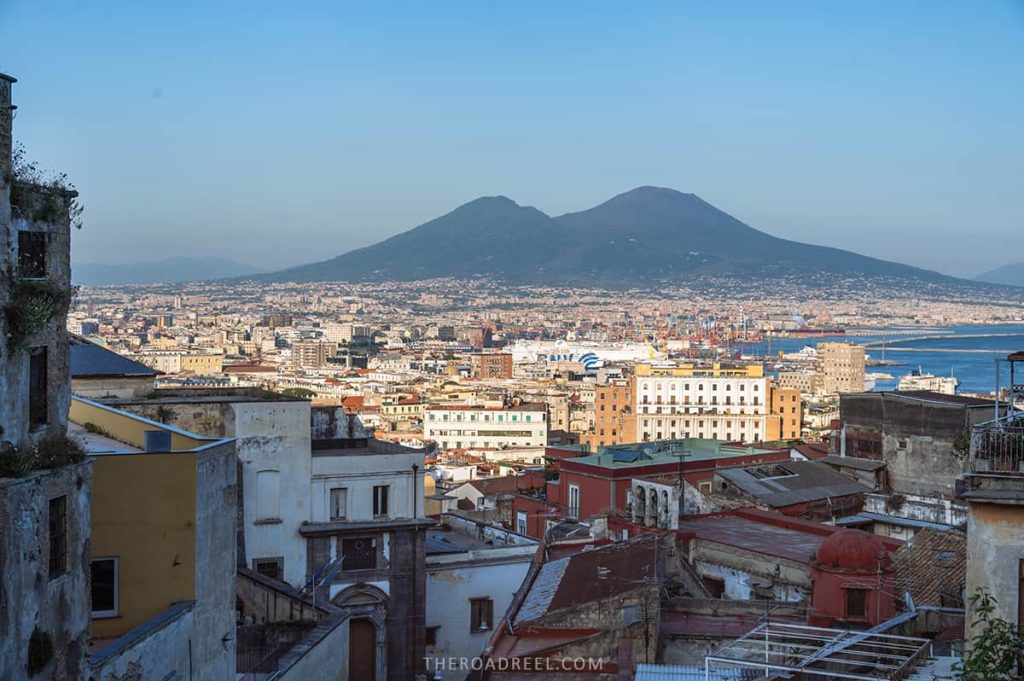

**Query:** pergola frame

left=705, top=622, right=932, bottom=680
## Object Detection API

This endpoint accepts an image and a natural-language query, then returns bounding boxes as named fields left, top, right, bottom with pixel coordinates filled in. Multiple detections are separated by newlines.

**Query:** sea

left=735, top=324, right=1024, bottom=395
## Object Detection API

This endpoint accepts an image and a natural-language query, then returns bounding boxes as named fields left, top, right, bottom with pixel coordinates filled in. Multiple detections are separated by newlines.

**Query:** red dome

left=814, top=529, right=893, bottom=573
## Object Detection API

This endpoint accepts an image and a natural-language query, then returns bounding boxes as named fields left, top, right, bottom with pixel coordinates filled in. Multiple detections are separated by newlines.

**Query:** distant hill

left=975, top=263, right=1024, bottom=287
left=75, top=256, right=259, bottom=286
left=253, top=187, right=962, bottom=287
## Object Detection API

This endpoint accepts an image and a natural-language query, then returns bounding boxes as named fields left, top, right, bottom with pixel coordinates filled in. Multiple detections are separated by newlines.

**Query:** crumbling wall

left=0, top=462, right=92, bottom=681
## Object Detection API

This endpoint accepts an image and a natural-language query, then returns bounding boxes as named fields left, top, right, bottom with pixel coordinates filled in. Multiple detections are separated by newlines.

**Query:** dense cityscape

left=3, top=6, right=1024, bottom=680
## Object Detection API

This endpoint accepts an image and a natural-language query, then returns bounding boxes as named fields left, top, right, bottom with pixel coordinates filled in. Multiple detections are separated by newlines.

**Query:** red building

left=809, top=528, right=898, bottom=627
left=547, top=439, right=791, bottom=521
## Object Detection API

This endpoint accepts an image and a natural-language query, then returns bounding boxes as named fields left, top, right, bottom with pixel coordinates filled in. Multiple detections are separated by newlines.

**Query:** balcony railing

left=969, top=413, right=1024, bottom=475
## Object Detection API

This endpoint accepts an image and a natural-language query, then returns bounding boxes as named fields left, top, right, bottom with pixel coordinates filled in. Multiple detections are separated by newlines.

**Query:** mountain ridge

left=75, top=256, right=259, bottom=286
left=975, top=262, right=1024, bottom=288
left=250, top=187, right=967, bottom=288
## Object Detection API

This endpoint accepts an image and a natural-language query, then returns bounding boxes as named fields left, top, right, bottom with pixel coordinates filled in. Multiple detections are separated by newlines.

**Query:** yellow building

left=770, top=385, right=803, bottom=440
left=179, top=353, right=224, bottom=375
left=69, top=397, right=236, bottom=675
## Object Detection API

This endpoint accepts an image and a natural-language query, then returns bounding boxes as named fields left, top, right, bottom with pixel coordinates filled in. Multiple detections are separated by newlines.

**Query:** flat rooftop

left=569, top=439, right=786, bottom=469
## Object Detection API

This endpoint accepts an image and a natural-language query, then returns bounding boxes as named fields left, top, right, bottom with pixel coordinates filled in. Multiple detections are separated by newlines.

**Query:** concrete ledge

left=299, top=517, right=434, bottom=536
left=89, top=600, right=194, bottom=666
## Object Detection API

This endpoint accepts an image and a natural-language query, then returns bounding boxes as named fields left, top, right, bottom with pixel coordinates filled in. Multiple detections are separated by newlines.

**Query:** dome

left=814, top=529, right=893, bottom=573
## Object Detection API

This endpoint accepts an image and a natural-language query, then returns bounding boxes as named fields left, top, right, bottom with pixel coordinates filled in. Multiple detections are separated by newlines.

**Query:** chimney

left=0, top=73, right=15, bottom=199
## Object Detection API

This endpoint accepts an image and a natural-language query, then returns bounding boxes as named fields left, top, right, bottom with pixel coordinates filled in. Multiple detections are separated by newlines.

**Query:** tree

left=280, top=388, right=316, bottom=399
left=955, top=588, right=1024, bottom=680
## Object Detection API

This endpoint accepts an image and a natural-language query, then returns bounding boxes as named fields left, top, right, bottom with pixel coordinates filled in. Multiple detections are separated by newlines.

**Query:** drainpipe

left=412, top=463, right=421, bottom=517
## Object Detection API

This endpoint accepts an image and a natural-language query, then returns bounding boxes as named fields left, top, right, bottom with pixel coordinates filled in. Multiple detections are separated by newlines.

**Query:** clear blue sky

left=4, top=1, right=1023, bottom=277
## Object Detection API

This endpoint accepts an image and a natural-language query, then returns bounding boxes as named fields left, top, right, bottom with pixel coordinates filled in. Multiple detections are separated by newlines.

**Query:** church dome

left=814, top=529, right=893, bottom=573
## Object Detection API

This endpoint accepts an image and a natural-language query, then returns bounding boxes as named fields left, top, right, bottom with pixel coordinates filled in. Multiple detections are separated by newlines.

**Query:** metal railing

left=969, top=414, right=1024, bottom=475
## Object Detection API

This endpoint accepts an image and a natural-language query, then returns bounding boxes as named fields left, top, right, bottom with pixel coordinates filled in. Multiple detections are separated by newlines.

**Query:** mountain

left=975, top=263, right=1024, bottom=288
left=75, top=256, right=259, bottom=286
left=254, top=187, right=958, bottom=287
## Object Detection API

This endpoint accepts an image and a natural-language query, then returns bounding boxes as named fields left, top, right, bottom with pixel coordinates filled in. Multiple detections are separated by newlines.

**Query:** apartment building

left=291, top=339, right=333, bottom=369
left=771, top=385, right=803, bottom=440
left=136, top=351, right=223, bottom=375
left=632, top=363, right=795, bottom=443
left=586, top=377, right=637, bottom=448
left=816, top=342, right=866, bottom=394
left=470, top=351, right=513, bottom=379
left=423, top=402, right=548, bottom=451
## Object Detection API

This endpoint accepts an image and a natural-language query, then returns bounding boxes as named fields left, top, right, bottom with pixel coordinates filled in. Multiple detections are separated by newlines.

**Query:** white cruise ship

left=897, top=368, right=959, bottom=395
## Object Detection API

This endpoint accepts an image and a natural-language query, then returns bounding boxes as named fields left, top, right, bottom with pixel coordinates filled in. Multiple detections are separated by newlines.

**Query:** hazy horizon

left=5, top=1, right=1023, bottom=277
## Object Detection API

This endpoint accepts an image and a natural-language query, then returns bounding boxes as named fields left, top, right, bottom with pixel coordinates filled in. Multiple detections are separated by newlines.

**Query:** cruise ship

left=897, top=368, right=959, bottom=395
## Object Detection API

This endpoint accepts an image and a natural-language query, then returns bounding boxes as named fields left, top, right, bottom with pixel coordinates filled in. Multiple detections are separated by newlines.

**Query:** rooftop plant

left=8, top=143, right=83, bottom=230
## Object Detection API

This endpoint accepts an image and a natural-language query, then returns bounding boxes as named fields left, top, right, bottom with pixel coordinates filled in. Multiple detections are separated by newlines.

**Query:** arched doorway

left=349, top=618, right=376, bottom=680
left=334, top=584, right=389, bottom=680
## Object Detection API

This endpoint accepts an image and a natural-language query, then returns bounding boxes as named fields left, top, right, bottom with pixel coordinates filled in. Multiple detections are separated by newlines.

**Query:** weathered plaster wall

left=115, top=398, right=312, bottom=587
left=275, top=614, right=345, bottom=681
left=0, top=462, right=92, bottom=681
left=89, top=603, right=194, bottom=681
left=965, top=501, right=1024, bottom=640
left=425, top=553, right=534, bottom=678
left=191, top=441, right=238, bottom=680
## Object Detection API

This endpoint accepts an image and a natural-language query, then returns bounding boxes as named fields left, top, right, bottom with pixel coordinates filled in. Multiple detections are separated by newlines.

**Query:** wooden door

left=349, top=618, right=376, bottom=681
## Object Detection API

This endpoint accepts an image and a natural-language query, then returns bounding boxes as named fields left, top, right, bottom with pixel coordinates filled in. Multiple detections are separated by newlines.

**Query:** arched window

left=255, top=470, right=280, bottom=521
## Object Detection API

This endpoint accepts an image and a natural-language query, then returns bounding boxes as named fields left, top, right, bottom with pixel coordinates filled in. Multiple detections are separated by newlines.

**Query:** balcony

left=968, top=413, right=1024, bottom=476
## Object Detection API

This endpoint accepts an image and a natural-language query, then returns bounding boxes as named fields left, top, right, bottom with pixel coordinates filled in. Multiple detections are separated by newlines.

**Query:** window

left=373, top=485, right=389, bottom=517
left=330, top=488, right=347, bottom=520
left=255, top=470, right=280, bottom=521
left=516, top=511, right=527, bottom=535
left=254, top=557, right=283, bottom=582
left=29, top=347, right=48, bottom=427
left=470, top=597, right=494, bottom=632
left=91, top=557, right=119, bottom=617
left=49, top=496, right=67, bottom=578
left=568, top=484, right=580, bottom=518
left=703, top=576, right=726, bottom=598
left=845, top=588, right=868, bottom=619
left=342, top=537, right=377, bottom=571
left=425, top=626, right=440, bottom=647
left=18, top=231, right=48, bottom=278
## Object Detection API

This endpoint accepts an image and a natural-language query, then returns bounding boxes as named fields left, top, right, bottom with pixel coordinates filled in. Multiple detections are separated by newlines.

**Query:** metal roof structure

left=634, top=664, right=757, bottom=681
left=705, top=622, right=932, bottom=680
left=69, top=335, right=159, bottom=378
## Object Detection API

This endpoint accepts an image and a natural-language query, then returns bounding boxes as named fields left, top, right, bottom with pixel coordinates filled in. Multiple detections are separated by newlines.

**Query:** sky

left=3, top=0, right=1023, bottom=277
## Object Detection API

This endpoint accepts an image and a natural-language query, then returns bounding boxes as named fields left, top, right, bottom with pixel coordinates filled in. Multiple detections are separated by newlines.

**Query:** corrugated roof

left=820, top=455, right=887, bottom=471
left=635, top=665, right=757, bottom=681
left=715, top=461, right=870, bottom=507
left=69, top=336, right=159, bottom=378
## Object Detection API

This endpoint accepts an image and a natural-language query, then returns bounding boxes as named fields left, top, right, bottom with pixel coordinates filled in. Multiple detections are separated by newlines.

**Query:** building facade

left=424, top=402, right=548, bottom=451
left=632, top=363, right=798, bottom=443
left=816, top=342, right=866, bottom=395
left=302, top=406, right=430, bottom=681
left=470, top=352, right=513, bottom=379
left=588, top=377, right=637, bottom=448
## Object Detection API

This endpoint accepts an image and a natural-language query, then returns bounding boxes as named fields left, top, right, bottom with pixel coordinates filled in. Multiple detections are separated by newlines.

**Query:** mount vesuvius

left=254, top=187, right=956, bottom=287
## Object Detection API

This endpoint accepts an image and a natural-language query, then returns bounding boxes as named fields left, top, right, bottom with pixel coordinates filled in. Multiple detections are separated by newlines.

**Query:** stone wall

left=89, top=602, right=194, bottom=681
left=840, top=393, right=994, bottom=496
left=0, top=97, right=73, bottom=448
left=0, top=462, right=92, bottom=681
